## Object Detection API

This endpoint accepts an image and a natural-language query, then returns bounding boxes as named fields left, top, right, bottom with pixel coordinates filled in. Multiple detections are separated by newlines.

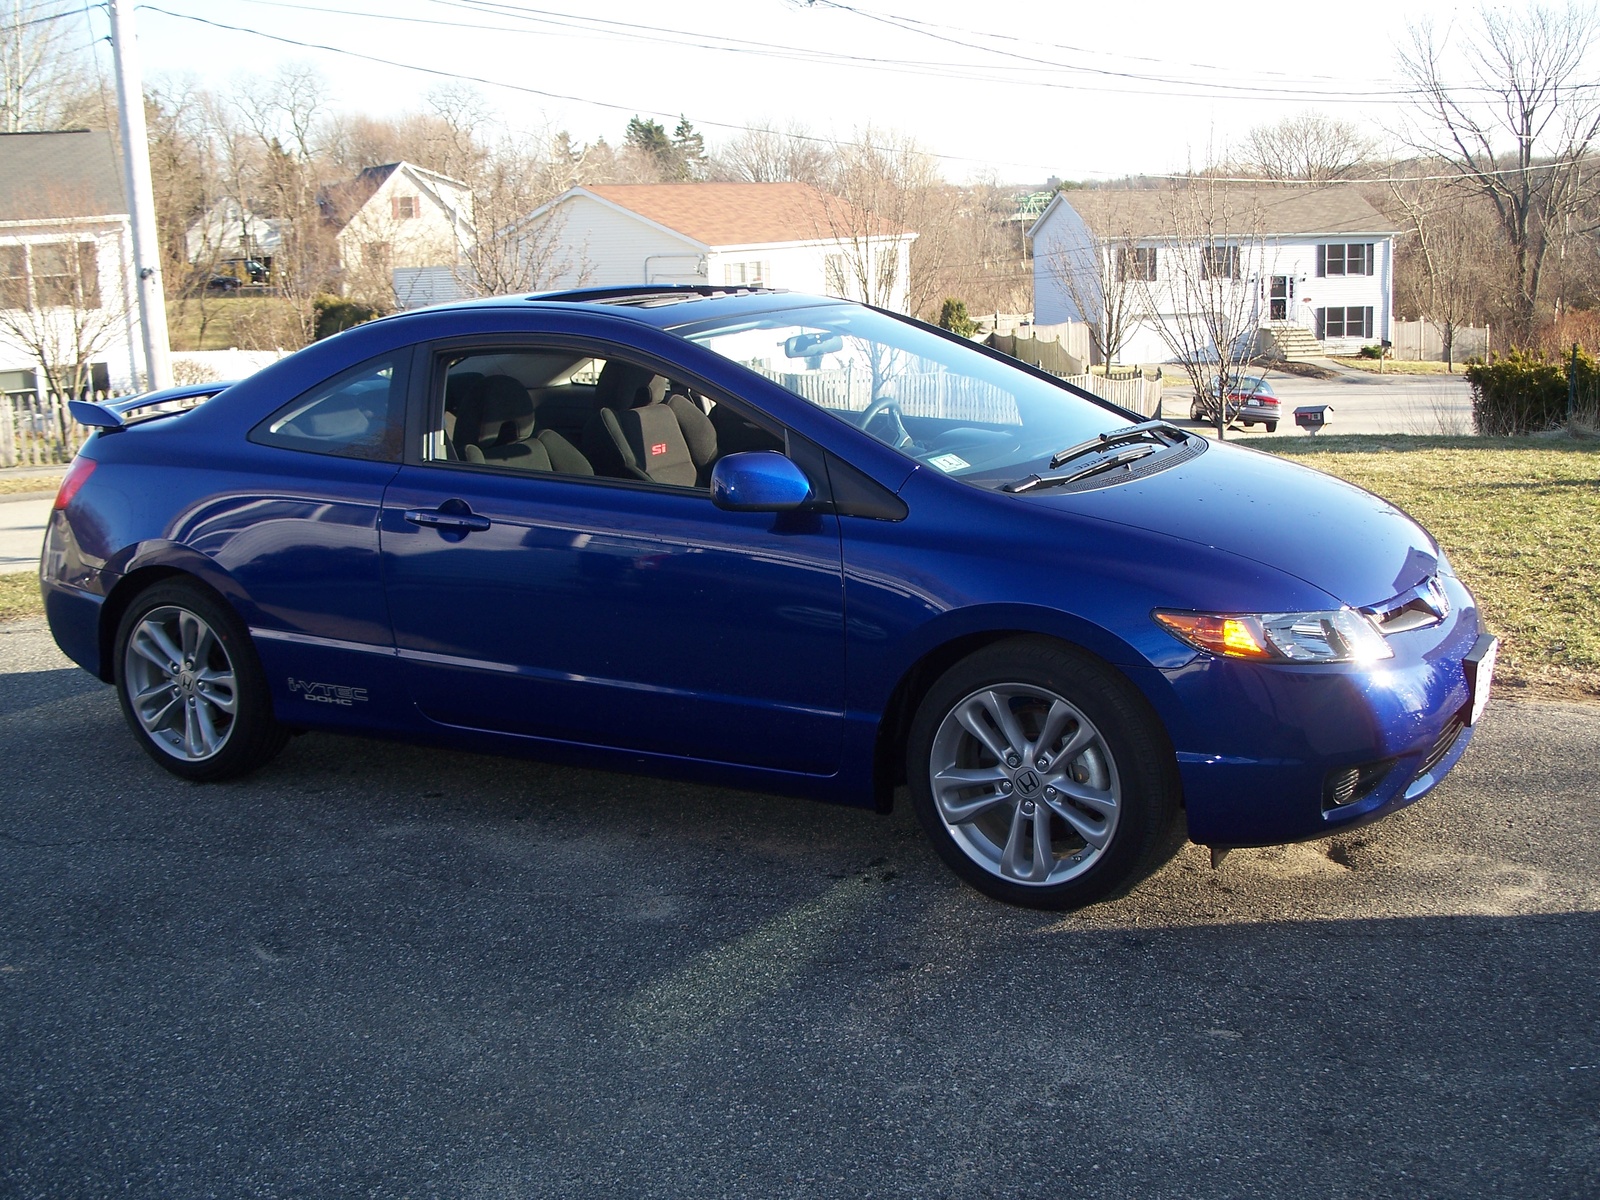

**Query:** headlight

left=1153, top=608, right=1393, bottom=663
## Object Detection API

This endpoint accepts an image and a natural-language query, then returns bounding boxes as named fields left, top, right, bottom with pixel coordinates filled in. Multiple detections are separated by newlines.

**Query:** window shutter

left=1364, top=307, right=1374, bottom=338
left=1315, top=308, right=1326, bottom=338
left=1316, top=245, right=1326, bottom=277
left=1366, top=244, right=1375, bottom=276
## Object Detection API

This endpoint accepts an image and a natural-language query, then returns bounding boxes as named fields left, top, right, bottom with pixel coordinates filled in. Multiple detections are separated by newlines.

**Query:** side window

left=430, top=344, right=753, bottom=492
left=252, top=355, right=403, bottom=461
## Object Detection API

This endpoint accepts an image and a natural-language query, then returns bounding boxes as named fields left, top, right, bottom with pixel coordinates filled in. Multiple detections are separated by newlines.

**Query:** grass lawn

left=0, top=471, right=62, bottom=496
left=1330, top=357, right=1466, bottom=376
left=1240, top=434, right=1600, bottom=702
left=0, top=572, right=41, bottom=621
left=3, top=436, right=1595, bottom=703
left=167, top=294, right=303, bottom=352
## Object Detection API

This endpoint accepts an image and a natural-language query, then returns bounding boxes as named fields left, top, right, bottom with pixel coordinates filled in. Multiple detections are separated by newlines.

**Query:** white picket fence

left=1057, top=370, right=1165, bottom=418
left=760, top=362, right=1163, bottom=425
left=1, top=389, right=98, bottom=467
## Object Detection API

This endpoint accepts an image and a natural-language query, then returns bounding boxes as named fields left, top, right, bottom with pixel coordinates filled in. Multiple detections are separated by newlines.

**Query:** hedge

left=1463, top=347, right=1599, bottom=435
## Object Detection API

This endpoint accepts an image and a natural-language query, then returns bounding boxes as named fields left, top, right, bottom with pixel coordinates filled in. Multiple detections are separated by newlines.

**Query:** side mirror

left=710, top=451, right=813, bottom=512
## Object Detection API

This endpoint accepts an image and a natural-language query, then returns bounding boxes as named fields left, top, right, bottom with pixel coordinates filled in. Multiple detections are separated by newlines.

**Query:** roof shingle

left=0, top=130, right=125, bottom=222
left=582, top=182, right=908, bottom=246
left=1048, top=184, right=1399, bottom=240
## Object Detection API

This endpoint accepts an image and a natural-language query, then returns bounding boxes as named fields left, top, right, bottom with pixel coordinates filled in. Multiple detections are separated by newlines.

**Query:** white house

left=510, top=183, right=918, bottom=313
left=0, top=130, right=140, bottom=396
left=1029, top=185, right=1399, bottom=362
left=318, top=161, right=474, bottom=305
left=183, top=196, right=283, bottom=279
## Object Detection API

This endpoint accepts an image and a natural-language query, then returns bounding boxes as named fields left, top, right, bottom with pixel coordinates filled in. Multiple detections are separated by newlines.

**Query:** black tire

left=907, top=637, right=1182, bottom=910
left=1265, top=421, right=1278, bottom=433
left=1190, top=399, right=1205, bottom=421
left=113, top=579, right=288, bottom=781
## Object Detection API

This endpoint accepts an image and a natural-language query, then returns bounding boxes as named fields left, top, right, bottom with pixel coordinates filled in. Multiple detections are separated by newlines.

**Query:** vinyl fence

left=1, top=388, right=98, bottom=467
left=1389, top=320, right=1490, bottom=363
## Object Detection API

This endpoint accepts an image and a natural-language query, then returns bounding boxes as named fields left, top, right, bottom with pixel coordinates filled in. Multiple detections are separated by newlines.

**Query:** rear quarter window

left=250, top=355, right=405, bottom=461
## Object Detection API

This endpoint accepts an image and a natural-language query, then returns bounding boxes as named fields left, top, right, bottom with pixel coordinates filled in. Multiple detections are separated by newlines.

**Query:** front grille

left=1418, top=711, right=1468, bottom=778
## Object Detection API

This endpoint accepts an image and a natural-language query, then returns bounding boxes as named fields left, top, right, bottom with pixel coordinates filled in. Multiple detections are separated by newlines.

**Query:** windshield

left=675, top=303, right=1127, bottom=488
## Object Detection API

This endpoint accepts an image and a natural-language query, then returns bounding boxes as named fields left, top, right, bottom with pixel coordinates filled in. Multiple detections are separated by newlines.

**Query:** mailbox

left=1294, top=405, right=1332, bottom=433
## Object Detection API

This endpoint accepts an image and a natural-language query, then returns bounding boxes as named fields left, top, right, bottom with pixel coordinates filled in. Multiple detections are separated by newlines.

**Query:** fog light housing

left=1322, top=758, right=1397, bottom=813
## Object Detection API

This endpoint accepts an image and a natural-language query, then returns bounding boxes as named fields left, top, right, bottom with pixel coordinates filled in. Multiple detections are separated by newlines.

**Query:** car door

left=378, top=340, right=847, bottom=776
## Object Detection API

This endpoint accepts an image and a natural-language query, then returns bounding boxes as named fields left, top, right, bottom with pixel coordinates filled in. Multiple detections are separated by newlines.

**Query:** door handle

left=404, top=507, right=491, bottom=533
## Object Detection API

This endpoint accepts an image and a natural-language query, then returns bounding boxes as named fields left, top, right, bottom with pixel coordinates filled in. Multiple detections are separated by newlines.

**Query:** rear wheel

left=907, top=638, right=1182, bottom=909
left=1265, top=421, right=1278, bottom=433
left=114, top=580, right=288, bottom=781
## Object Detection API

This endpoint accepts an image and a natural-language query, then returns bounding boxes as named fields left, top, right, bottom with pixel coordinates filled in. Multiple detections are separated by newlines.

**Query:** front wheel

left=114, top=579, right=288, bottom=781
left=907, top=639, right=1182, bottom=909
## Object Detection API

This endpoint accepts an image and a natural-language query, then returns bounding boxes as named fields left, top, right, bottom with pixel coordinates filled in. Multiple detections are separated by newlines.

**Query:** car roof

left=416, top=285, right=844, bottom=331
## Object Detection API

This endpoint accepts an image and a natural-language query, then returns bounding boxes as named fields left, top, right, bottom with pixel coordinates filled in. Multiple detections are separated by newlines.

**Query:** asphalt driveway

left=1, top=618, right=1596, bottom=1198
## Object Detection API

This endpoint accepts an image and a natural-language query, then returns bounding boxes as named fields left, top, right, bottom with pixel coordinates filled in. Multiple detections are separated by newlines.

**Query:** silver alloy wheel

left=928, top=684, right=1121, bottom=886
left=123, top=604, right=239, bottom=762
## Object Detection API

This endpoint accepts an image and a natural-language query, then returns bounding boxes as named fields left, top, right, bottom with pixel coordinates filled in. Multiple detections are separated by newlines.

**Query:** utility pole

left=107, top=0, right=172, bottom=391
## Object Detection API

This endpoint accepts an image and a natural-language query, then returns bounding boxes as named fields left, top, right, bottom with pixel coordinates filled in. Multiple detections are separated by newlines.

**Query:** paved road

left=1, top=618, right=1596, bottom=1198
left=1164, top=364, right=1475, bottom=437
left=0, top=496, right=50, bottom=575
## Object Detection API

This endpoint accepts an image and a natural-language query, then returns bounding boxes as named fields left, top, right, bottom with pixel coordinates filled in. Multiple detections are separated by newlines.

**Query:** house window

left=1315, top=306, right=1374, bottom=339
left=0, top=246, right=27, bottom=310
left=723, top=260, right=769, bottom=287
left=1200, top=244, right=1239, bottom=280
left=1317, top=243, right=1376, bottom=277
left=0, top=241, right=100, bottom=310
left=392, top=196, right=420, bottom=220
left=1116, top=246, right=1157, bottom=282
left=362, top=241, right=391, bottom=268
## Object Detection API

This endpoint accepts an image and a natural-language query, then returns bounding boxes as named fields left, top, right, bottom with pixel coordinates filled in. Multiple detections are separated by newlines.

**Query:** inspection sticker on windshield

left=929, top=453, right=969, bottom=472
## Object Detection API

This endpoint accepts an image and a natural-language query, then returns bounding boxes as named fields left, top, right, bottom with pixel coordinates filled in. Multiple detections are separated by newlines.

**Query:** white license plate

left=1465, top=634, right=1498, bottom=725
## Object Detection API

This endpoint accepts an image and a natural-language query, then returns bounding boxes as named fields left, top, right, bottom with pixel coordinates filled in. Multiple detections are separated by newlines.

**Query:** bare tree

left=710, top=122, right=830, bottom=185
left=918, top=179, right=1032, bottom=321
left=1, top=2, right=103, bottom=132
left=1387, top=168, right=1499, bottom=370
left=1235, top=112, right=1378, bottom=183
left=1398, top=2, right=1600, bottom=337
left=1134, top=183, right=1271, bottom=439
left=462, top=131, right=594, bottom=297
left=234, top=65, right=340, bottom=345
left=0, top=216, right=131, bottom=397
left=1039, top=193, right=1146, bottom=365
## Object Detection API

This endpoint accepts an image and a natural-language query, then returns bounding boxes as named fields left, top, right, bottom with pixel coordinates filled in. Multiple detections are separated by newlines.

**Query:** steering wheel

left=858, top=394, right=914, bottom=450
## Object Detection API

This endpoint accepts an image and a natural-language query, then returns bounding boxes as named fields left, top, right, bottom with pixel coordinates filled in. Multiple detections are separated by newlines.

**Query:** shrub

left=1463, top=346, right=1599, bottom=435
left=313, top=295, right=381, bottom=341
left=937, top=297, right=980, bottom=338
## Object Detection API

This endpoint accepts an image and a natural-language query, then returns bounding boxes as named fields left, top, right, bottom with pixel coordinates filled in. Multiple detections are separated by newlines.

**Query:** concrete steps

left=1259, top=323, right=1325, bottom=362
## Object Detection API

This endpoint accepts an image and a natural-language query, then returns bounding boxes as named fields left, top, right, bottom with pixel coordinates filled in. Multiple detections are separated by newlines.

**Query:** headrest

left=595, top=360, right=667, bottom=411
left=477, top=374, right=536, bottom=444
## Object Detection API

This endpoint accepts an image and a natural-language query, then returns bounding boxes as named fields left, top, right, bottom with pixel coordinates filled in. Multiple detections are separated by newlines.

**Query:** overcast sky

left=80, top=0, right=1563, bottom=183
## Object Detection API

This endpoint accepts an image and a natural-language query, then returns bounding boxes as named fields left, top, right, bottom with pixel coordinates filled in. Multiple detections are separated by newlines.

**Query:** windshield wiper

left=1002, top=419, right=1189, bottom=494
left=1046, top=418, right=1189, bottom=470
left=1004, top=445, right=1159, bottom=493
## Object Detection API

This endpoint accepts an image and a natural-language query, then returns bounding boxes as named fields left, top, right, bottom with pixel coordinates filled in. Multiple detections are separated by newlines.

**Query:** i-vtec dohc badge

left=288, top=678, right=369, bottom=706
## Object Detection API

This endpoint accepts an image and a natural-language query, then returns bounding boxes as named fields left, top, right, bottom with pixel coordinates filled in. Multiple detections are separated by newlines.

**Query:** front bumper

left=1154, top=575, right=1484, bottom=847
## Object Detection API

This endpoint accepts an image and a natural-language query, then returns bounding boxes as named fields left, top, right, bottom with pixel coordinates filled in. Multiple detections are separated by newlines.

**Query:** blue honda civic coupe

left=42, top=286, right=1496, bottom=909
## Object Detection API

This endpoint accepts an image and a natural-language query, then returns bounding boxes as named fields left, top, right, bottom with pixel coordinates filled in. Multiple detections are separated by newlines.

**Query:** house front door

left=1270, top=275, right=1291, bottom=321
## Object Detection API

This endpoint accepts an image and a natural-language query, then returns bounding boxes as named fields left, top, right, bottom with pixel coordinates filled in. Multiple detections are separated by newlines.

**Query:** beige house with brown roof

left=512, top=182, right=918, bottom=313
left=1029, top=184, right=1400, bottom=362
left=318, top=162, right=474, bottom=307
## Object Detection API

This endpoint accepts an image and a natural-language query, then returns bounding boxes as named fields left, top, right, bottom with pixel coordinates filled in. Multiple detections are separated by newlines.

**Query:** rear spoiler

left=69, top=381, right=236, bottom=431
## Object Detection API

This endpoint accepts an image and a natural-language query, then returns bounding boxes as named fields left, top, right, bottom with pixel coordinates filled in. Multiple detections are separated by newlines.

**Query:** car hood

left=1018, top=440, right=1441, bottom=609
